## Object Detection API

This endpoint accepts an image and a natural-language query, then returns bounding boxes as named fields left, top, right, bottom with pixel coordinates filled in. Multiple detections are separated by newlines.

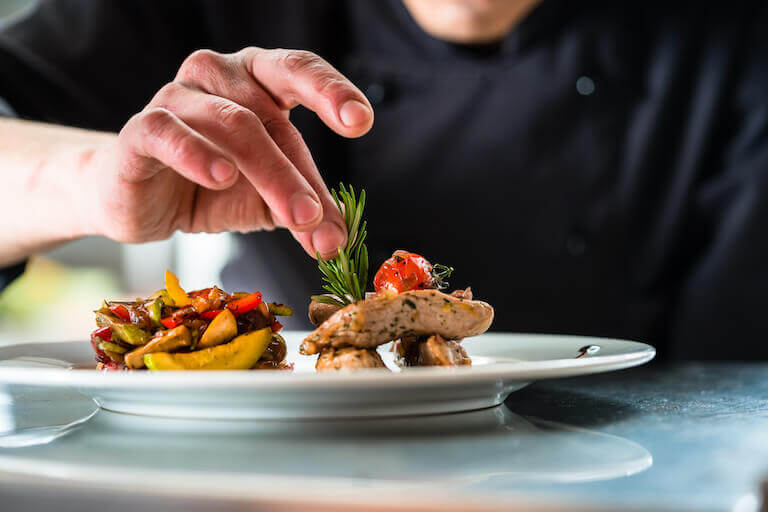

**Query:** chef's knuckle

left=311, top=73, right=348, bottom=99
left=153, top=82, right=185, bottom=105
left=170, top=133, right=205, bottom=168
left=216, top=102, right=257, bottom=134
left=280, top=50, right=324, bottom=75
left=179, top=49, right=223, bottom=81
left=141, top=108, right=176, bottom=140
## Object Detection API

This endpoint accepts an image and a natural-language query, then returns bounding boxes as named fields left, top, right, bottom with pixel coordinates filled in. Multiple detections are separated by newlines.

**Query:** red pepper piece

left=200, top=310, right=224, bottom=320
left=90, top=329, right=110, bottom=360
left=108, top=304, right=131, bottom=321
left=226, top=292, right=262, bottom=316
left=161, top=316, right=183, bottom=329
left=270, top=321, right=283, bottom=333
left=93, top=327, right=112, bottom=342
left=99, top=360, right=121, bottom=371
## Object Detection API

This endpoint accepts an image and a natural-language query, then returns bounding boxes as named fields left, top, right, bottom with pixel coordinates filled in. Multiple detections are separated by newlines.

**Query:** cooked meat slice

left=301, top=289, right=494, bottom=355
left=315, top=347, right=388, bottom=371
left=392, top=336, right=421, bottom=367
left=124, top=325, right=191, bottom=369
left=418, top=334, right=471, bottom=366
left=395, top=334, right=471, bottom=367
left=450, top=287, right=473, bottom=300
left=308, top=299, right=342, bottom=326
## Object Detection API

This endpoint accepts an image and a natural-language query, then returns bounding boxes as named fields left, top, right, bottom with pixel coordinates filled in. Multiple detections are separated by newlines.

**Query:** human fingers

left=118, top=107, right=238, bottom=190
left=238, top=47, right=374, bottom=138
left=149, top=82, right=324, bottom=233
left=172, top=51, right=347, bottom=255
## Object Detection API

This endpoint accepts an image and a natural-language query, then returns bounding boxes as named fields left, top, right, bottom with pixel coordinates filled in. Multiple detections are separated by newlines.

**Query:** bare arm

left=0, top=48, right=374, bottom=268
left=0, top=119, right=113, bottom=266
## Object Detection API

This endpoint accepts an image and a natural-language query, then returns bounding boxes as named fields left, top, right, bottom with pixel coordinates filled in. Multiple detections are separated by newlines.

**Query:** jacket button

left=576, top=76, right=595, bottom=96
left=365, top=83, right=386, bottom=105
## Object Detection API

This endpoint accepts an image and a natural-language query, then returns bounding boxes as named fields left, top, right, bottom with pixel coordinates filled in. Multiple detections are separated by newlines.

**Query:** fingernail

left=312, top=221, right=347, bottom=256
left=339, top=99, right=371, bottom=127
left=291, top=193, right=322, bottom=226
left=211, top=158, right=236, bottom=184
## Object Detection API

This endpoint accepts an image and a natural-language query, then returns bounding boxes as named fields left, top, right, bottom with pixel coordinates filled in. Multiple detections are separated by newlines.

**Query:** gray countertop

left=0, top=363, right=766, bottom=511
left=504, top=363, right=768, bottom=510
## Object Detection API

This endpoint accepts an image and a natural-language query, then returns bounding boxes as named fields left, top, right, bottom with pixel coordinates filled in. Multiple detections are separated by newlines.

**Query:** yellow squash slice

left=144, top=327, right=272, bottom=370
left=164, top=270, right=191, bottom=307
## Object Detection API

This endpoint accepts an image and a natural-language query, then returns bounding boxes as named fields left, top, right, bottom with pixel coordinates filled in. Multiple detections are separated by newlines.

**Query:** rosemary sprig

left=311, top=184, right=369, bottom=307
left=431, top=263, right=454, bottom=290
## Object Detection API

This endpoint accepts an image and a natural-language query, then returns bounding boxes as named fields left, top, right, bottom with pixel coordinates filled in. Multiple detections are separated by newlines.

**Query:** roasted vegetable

left=147, top=297, right=163, bottom=328
left=164, top=270, right=191, bottom=307
left=95, top=312, right=150, bottom=346
left=98, top=341, right=128, bottom=355
left=227, top=292, right=262, bottom=315
left=268, top=303, right=293, bottom=316
left=373, top=250, right=453, bottom=294
left=144, top=328, right=272, bottom=370
left=198, top=309, right=237, bottom=348
left=124, top=325, right=192, bottom=369
left=90, top=271, right=291, bottom=371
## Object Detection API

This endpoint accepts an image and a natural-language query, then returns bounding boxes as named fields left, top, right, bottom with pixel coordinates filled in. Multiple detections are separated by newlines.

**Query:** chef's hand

left=87, top=47, right=373, bottom=258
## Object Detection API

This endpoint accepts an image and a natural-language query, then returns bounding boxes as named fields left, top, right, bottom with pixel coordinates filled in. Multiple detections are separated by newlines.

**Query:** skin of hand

left=0, top=47, right=373, bottom=266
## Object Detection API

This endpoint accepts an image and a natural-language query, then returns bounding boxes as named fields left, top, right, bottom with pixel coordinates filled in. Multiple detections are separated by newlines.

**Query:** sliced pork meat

left=315, top=347, right=387, bottom=371
left=418, top=334, right=471, bottom=366
left=301, top=289, right=494, bottom=355
left=395, top=334, right=471, bottom=367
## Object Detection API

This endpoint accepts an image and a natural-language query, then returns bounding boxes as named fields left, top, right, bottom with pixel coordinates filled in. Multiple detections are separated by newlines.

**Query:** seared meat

left=301, top=289, right=494, bottom=355
left=450, top=287, right=473, bottom=300
left=419, top=334, right=471, bottom=366
left=395, top=334, right=471, bottom=367
left=308, top=299, right=342, bottom=326
left=315, top=347, right=387, bottom=371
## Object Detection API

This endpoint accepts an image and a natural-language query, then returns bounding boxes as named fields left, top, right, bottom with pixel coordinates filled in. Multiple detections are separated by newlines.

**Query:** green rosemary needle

left=311, top=184, right=369, bottom=307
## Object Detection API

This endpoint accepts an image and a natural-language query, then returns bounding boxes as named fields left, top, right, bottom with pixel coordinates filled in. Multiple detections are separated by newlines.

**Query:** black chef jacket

left=1, top=0, right=767, bottom=360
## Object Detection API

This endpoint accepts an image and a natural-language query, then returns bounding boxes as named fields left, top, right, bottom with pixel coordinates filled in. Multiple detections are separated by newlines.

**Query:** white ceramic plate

left=0, top=332, right=654, bottom=419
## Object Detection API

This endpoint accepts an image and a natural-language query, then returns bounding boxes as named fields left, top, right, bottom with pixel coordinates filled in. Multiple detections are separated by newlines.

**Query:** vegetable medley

left=91, top=270, right=293, bottom=371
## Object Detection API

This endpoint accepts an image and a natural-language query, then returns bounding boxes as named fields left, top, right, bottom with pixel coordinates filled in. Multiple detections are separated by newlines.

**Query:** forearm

left=0, top=118, right=116, bottom=266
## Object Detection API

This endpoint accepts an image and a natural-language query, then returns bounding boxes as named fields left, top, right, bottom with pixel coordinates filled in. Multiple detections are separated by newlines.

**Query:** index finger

left=241, top=48, right=374, bottom=138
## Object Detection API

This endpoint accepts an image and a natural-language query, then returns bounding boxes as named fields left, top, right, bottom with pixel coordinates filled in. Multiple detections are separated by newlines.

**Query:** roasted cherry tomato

left=373, top=250, right=435, bottom=294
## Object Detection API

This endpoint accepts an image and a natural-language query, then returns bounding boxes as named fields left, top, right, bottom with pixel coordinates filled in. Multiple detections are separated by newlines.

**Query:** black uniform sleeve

left=670, top=6, right=768, bottom=360
left=0, top=0, right=208, bottom=132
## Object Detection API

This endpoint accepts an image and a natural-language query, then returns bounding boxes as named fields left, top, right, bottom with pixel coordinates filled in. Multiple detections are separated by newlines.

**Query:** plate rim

left=0, top=332, right=655, bottom=389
